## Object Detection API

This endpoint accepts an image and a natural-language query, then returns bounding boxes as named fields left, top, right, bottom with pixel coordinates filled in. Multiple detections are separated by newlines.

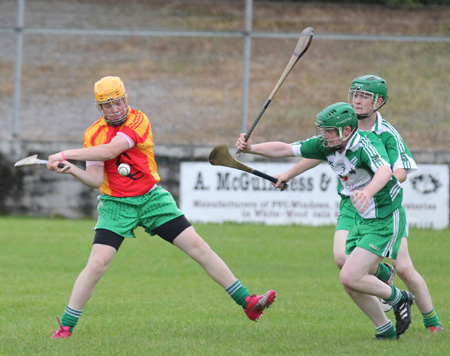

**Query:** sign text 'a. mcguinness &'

left=180, top=162, right=449, bottom=229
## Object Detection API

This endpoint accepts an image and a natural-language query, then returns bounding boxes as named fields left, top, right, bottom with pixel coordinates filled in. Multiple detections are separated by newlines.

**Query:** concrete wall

left=1, top=140, right=212, bottom=218
left=1, top=139, right=449, bottom=219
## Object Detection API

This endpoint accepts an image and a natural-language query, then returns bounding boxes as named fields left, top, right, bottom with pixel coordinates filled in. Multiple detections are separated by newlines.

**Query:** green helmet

left=348, top=75, right=388, bottom=119
left=315, top=102, right=358, bottom=151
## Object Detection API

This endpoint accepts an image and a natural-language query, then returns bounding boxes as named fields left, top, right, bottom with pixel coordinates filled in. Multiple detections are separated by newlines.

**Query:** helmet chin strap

left=322, top=136, right=347, bottom=152
left=105, top=114, right=128, bottom=127
left=355, top=102, right=375, bottom=120
left=356, top=112, right=372, bottom=120
left=103, top=106, right=129, bottom=127
left=324, top=127, right=357, bottom=151
left=356, top=98, right=387, bottom=120
left=327, top=144, right=344, bottom=152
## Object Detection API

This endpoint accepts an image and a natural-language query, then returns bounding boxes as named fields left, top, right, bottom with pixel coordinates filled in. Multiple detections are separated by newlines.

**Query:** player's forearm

left=248, top=142, right=294, bottom=158
left=363, top=165, right=393, bottom=197
left=63, top=145, right=120, bottom=162
left=393, top=168, right=407, bottom=183
left=70, top=165, right=104, bottom=188
left=50, top=136, right=129, bottom=164
left=285, top=158, right=321, bottom=179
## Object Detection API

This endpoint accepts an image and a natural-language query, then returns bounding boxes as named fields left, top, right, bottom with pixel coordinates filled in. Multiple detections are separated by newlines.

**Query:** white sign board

left=402, top=164, right=449, bottom=229
left=180, top=162, right=449, bottom=229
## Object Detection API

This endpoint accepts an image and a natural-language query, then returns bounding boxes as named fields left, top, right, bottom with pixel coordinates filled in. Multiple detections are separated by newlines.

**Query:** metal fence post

left=13, top=0, right=25, bottom=137
left=240, top=0, right=253, bottom=135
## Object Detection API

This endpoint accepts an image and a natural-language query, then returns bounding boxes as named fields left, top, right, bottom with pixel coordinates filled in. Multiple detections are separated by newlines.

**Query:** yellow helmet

left=94, top=76, right=129, bottom=126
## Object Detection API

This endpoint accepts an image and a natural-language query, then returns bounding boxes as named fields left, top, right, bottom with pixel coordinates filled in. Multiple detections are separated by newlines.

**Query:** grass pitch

left=0, top=217, right=448, bottom=355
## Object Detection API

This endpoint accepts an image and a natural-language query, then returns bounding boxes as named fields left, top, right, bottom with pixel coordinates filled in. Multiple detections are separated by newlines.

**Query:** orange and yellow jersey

left=83, top=107, right=160, bottom=197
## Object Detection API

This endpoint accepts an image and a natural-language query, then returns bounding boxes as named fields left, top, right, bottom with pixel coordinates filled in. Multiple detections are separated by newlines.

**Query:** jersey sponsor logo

left=345, top=182, right=367, bottom=191
left=339, top=168, right=356, bottom=181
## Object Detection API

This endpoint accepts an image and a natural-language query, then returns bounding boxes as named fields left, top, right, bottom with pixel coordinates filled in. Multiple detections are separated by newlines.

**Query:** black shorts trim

left=93, top=229, right=125, bottom=251
left=153, top=215, right=192, bottom=244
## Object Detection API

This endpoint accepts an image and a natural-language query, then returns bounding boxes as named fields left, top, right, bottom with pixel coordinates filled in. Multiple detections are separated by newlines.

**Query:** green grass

left=0, top=217, right=448, bottom=355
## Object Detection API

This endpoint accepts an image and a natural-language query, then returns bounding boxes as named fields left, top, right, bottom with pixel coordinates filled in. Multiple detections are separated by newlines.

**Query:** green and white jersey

left=370, top=112, right=417, bottom=174
left=291, top=131, right=403, bottom=219
left=335, top=113, right=417, bottom=200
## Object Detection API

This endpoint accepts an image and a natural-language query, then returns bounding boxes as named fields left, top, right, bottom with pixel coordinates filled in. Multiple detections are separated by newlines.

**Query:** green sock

left=376, top=320, right=397, bottom=339
left=384, top=286, right=404, bottom=306
left=375, top=262, right=391, bottom=283
left=61, top=305, right=82, bottom=333
left=423, top=308, right=441, bottom=328
left=226, top=280, right=251, bottom=309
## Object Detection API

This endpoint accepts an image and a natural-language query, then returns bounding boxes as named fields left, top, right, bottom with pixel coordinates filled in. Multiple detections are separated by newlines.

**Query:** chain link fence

left=0, top=0, right=449, bottom=150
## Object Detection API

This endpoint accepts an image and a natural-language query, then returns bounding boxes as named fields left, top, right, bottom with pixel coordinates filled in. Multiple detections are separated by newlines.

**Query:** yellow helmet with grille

left=94, top=76, right=129, bottom=126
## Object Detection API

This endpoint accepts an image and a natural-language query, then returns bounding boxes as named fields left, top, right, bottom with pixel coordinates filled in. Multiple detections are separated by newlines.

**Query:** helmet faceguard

left=315, top=102, right=358, bottom=151
left=348, top=75, right=387, bottom=120
left=94, top=76, right=129, bottom=127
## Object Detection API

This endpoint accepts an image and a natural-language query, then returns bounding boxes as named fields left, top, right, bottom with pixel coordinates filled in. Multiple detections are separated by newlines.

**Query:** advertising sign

left=402, top=164, right=449, bottom=229
left=180, top=162, right=449, bottom=229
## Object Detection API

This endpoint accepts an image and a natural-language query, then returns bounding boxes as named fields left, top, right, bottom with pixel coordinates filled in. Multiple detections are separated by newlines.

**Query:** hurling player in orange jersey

left=47, top=76, right=275, bottom=338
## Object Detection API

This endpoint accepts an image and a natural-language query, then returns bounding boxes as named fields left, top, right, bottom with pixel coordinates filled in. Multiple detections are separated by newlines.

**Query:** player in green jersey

left=348, top=75, right=442, bottom=332
left=260, top=75, right=442, bottom=334
left=236, top=102, right=414, bottom=339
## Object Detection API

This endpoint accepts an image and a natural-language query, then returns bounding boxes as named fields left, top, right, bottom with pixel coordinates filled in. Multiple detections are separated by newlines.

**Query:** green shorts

left=345, top=206, right=406, bottom=259
left=335, top=196, right=356, bottom=232
left=94, top=186, right=184, bottom=238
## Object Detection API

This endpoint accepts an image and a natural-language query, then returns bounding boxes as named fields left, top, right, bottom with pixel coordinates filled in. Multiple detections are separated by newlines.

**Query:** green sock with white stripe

left=376, top=320, right=397, bottom=339
left=61, top=305, right=82, bottom=333
left=226, top=280, right=251, bottom=309
left=383, top=285, right=404, bottom=306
